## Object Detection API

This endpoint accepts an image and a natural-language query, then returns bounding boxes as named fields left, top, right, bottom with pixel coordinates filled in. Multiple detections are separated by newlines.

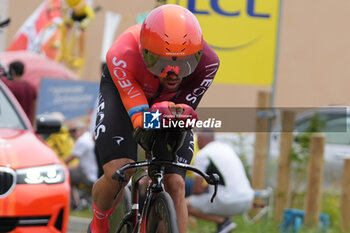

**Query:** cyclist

left=63, top=0, right=95, bottom=30
left=90, top=4, right=219, bottom=233
left=60, top=0, right=95, bottom=67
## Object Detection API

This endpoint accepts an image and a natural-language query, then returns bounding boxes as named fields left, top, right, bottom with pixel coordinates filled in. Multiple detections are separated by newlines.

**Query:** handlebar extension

left=112, top=170, right=127, bottom=182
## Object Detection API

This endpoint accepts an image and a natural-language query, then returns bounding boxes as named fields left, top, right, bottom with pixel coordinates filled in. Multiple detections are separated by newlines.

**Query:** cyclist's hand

left=173, top=103, right=198, bottom=122
left=133, top=127, right=154, bottom=152
left=150, top=101, right=176, bottom=124
left=150, top=101, right=197, bottom=120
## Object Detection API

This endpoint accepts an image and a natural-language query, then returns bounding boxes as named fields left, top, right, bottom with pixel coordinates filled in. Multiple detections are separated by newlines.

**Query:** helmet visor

left=142, top=49, right=202, bottom=78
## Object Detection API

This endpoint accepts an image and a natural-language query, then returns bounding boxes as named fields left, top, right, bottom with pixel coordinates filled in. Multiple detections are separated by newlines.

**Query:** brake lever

left=209, top=173, right=220, bottom=203
left=112, top=170, right=127, bottom=182
left=112, top=171, right=127, bottom=199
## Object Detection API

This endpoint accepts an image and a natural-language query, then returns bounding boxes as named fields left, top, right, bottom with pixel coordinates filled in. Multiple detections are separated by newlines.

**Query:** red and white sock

left=90, top=203, right=117, bottom=233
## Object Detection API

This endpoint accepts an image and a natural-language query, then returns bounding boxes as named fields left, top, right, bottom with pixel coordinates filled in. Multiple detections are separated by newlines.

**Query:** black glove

left=133, top=127, right=155, bottom=152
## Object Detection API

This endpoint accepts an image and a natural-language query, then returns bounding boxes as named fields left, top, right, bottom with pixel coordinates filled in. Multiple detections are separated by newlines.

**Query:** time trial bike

left=109, top=128, right=220, bottom=233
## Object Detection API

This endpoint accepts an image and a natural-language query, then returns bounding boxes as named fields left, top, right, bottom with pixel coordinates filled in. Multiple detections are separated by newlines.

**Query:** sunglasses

left=142, top=49, right=202, bottom=78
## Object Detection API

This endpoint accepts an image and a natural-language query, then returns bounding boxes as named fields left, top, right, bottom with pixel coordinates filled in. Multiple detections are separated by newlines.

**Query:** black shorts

left=94, top=69, right=194, bottom=178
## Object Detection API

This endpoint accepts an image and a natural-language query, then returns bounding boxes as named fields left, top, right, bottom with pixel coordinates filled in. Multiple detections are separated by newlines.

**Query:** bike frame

left=113, top=167, right=147, bottom=233
left=112, top=129, right=219, bottom=233
left=113, top=156, right=219, bottom=233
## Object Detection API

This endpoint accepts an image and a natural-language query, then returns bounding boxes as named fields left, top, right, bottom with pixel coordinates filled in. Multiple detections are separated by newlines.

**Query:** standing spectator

left=186, top=130, right=254, bottom=233
left=1, top=61, right=37, bottom=124
left=65, top=119, right=98, bottom=209
left=45, top=112, right=77, bottom=165
left=89, top=96, right=103, bottom=178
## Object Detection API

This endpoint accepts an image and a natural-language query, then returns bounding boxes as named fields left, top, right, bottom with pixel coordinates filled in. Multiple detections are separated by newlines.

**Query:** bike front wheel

left=146, top=191, right=179, bottom=233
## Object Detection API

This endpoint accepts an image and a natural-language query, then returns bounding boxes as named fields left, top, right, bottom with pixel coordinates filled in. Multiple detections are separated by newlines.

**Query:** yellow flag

left=167, top=0, right=281, bottom=85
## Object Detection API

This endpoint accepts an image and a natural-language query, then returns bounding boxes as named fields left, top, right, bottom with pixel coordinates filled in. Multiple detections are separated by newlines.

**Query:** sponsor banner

left=143, top=107, right=348, bottom=132
left=167, top=0, right=281, bottom=85
left=37, top=78, right=99, bottom=120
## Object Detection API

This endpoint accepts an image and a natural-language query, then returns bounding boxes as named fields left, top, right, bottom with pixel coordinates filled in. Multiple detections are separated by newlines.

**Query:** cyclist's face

left=158, top=72, right=183, bottom=92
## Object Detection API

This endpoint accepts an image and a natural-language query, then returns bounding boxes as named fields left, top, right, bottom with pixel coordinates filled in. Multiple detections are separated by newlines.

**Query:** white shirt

left=194, top=141, right=254, bottom=204
left=71, top=131, right=98, bottom=183
left=89, top=97, right=99, bottom=138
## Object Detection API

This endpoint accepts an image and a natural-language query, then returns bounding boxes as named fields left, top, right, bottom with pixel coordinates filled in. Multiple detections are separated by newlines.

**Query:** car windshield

left=0, top=84, right=26, bottom=130
left=295, top=111, right=350, bottom=145
left=324, top=117, right=350, bottom=145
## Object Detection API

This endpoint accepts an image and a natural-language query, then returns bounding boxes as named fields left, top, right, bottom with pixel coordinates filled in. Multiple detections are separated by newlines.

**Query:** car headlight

left=16, top=164, right=66, bottom=184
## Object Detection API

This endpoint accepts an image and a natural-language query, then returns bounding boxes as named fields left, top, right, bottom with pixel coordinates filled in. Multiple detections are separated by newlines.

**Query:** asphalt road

left=68, top=216, right=90, bottom=233
left=67, top=200, right=126, bottom=233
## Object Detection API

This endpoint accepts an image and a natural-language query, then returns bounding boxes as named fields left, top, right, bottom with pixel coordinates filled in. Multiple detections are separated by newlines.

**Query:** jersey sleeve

left=174, top=41, right=220, bottom=109
left=105, top=27, right=149, bottom=121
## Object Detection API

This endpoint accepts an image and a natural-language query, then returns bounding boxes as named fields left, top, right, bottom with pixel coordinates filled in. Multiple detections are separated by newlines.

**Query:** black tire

left=146, top=192, right=179, bottom=233
left=109, top=186, right=132, bottom=233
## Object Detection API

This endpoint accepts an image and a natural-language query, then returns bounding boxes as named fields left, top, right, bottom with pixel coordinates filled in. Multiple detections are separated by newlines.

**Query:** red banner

left=7, top=0, right=62, bottom=60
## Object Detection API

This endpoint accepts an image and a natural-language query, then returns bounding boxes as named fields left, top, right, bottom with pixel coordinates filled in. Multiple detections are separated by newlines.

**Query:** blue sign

left=143, top=111, right=161, bottom=129
left=187, top=0, right=270, bottom=18
left=37, top=78, right=99, bottom=120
